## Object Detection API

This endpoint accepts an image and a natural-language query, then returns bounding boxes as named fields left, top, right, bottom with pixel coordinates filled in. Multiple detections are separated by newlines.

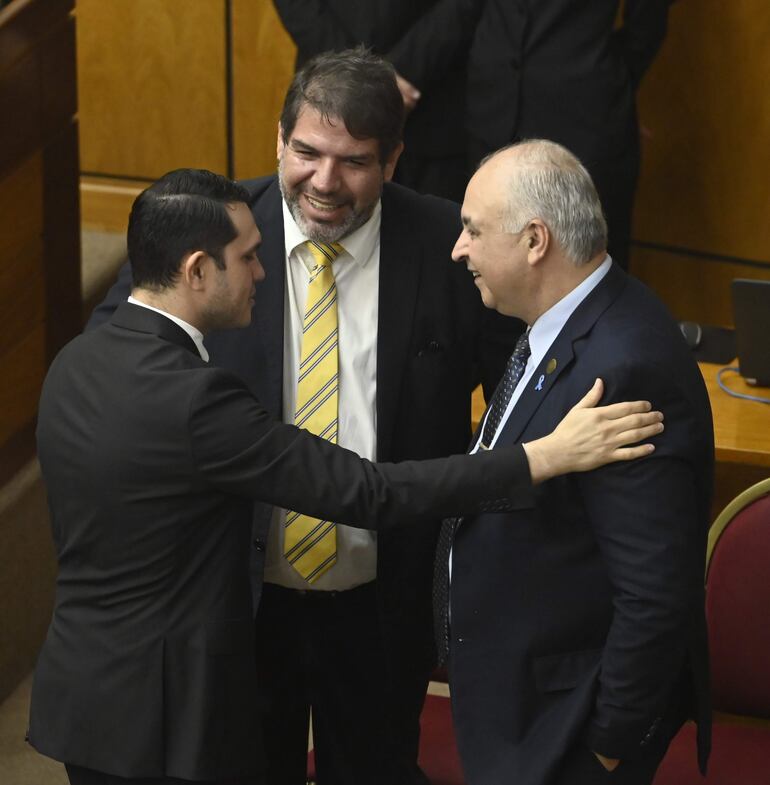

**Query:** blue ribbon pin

left=534, top=374, right=545, bottom=391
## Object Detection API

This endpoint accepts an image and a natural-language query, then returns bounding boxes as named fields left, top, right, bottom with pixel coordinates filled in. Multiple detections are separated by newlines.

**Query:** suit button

left=252, top=539, right=265, bottom=552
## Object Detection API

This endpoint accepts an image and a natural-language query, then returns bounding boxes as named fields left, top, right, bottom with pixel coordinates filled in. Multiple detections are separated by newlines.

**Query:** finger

left=596, top=399, right=655, bottom=419
left=612, top=421, right=665, bottom=445
left=610, top=411, right=664, bottom=435
left=573, top=378, right=604, bottom=410
left=608, top=443, right=656, bottom=461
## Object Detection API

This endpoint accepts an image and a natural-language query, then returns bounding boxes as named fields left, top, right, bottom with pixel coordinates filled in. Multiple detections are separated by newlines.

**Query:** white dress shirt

left=127, top=296, right=209, bottom=361
left=471, top=256, right=612, bottom=453
left=263, top=201, right=381, bottom=591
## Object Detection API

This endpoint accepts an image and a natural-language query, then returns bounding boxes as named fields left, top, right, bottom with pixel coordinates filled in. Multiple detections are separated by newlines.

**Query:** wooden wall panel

left=635, top=1, right=770, bottom=260
left=632, top=248, right=770, bottom=326
left=81, top=175, right=148, bottom=233
left=76, top=0, right=228, bottom=179
left=1, top=0, right=80, bottom=486
left=0, top=154, right=45, bottom=360
left=0, top=327, right=46, bottom=448
left=630, top=0, right=770, bottom=320
left=231, top=0, right=295, bottom=178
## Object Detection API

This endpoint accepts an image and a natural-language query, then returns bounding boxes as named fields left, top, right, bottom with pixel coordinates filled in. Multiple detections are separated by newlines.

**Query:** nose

left=311, top=157, right=341, bottom=193
left=451, top=229, right=468, bottom=264
left=252, top=255, right=266, bottom=283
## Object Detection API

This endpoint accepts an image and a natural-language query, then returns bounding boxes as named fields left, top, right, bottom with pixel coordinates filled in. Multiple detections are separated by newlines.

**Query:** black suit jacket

left=464, top=0, right=670, bottom=166
left=271, top=0, right=480, bottom=159
left=87, top=177, right=519, bottom=681
left=30, top=303, right=532, bottom=780
left=447, top=265, right=712, bottom=785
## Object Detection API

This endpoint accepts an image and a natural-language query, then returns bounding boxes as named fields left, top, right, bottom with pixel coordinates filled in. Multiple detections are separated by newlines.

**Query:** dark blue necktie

left=433, top=330, right=531, bottom=663
left=479, top=330, right=531, bottom=449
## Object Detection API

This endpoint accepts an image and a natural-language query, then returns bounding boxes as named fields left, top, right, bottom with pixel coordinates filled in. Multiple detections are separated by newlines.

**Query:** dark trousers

left=255, top=581, right=430, bottom=785
left=66, top=763, right=261, bottom=785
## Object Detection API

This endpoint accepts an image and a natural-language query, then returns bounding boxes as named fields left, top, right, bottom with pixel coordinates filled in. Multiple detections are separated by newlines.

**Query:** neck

left=131, top=288, right=204, bottom=333
left=527, top=250, right=606, bottom=324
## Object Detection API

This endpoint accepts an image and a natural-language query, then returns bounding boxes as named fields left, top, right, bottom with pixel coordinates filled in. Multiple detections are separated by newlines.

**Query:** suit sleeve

left=188, top=370, right=535, bottom=526
left=577, top=359, right=710, bottom=759
left=85, top=260, right=133, bottom=331
left=271, top=0, right=358, bottom=64
left=615, top=0, right=672, bottom=88
left=385, top=0, right=484, bottom=90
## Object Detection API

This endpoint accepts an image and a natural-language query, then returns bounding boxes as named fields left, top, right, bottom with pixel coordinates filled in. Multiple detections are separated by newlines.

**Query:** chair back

left=706, top=477, right=770, bottom=718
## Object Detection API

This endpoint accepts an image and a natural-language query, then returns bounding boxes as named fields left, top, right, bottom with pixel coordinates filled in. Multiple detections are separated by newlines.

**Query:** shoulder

left=239, top=175, right=279, bottom=206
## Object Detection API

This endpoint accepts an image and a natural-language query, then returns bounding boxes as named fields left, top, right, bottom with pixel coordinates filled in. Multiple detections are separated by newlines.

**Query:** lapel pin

left=534, top=374, right=545, bottom=391
left=546, top=358, right=558, bottom=374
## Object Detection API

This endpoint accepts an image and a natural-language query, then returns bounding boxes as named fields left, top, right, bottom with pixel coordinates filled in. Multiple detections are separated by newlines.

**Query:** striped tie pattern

left=284, top=241, right=344, bottom=582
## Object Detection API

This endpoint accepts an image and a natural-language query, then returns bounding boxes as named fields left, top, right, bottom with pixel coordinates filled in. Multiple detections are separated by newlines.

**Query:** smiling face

left=277, top=106, right=401, bottom=243
left=204, top=202, right=264, bottom=329
left=452, top=163, right=533, bottom=320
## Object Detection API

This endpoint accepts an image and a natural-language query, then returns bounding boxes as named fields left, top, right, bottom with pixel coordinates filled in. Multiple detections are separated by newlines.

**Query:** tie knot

left=305, top=241, right=344, bottom=269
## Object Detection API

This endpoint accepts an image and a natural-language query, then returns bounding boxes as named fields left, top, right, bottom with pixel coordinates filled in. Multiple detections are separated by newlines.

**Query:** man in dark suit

left=34, top=168, right=663, bottom=784
left=437, top=139, right=713, bottom=785
left=88, top=49, right=520, bottom=785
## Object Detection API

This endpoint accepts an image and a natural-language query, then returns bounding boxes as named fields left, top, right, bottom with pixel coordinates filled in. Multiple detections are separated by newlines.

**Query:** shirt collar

left=528, top=255, right=612, bottom=363
left=281, top=198, right=382, bottom=271
left=127, top=296, right=209, bottom=361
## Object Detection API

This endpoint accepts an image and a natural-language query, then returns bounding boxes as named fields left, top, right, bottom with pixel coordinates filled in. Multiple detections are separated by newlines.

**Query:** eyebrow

left=461, top=215, right=478, bottom=231
left=289, top=137, right=376, bottom=164
left=289, top=137, right=318, bottom=154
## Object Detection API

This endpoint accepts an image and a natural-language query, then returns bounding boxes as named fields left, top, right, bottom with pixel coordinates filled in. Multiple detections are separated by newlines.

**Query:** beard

left=278, top=156, right=379, bottom=244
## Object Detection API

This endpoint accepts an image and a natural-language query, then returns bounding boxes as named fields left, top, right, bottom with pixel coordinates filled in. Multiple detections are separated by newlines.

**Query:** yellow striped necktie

left=284, top=240, right=344, bottom=583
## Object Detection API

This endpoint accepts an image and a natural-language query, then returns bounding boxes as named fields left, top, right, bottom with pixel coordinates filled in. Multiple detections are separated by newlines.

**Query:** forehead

left=287, top=105, right=379, bottom=159
left=463, top=165, right=507, bottom=227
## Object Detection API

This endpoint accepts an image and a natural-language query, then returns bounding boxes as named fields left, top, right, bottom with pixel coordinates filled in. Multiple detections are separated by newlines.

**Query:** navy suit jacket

left=447, top=264, right=712, bottom=785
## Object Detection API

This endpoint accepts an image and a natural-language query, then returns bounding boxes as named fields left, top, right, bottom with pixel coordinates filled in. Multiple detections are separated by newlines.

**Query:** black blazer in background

left=464, top=0, right=671, bottom=163
left=30, top=303, right=531, bottom=780
left=447, top=264, right=713, bottom=785
left=271, top=0, right=482, bottom=161
left=87, top=177, right=519, bottom=686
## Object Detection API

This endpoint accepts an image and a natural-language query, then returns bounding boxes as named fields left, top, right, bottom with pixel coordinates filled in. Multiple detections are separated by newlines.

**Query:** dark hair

left=280, top=46, right=404, bottom=163
left=127, top=168, right=250, bottom=290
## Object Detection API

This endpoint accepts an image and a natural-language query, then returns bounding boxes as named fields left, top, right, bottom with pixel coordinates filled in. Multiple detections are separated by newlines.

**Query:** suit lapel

left=250, top=178, right=286, bottom=417
left=376, top=185, right=422, bottom=460
left=498, top=263, right=628, bottom=445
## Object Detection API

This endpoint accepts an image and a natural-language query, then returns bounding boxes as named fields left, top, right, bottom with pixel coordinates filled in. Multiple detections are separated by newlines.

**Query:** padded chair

left=654, top=477, right=770, bottom=784
left=417, top=668, right=466, bottom=784
left=306, top=668, right=465, bottom=784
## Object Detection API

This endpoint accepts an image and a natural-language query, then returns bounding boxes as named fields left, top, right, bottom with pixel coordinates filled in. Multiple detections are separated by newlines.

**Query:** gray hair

left=485, top=140, right=608, bottom=266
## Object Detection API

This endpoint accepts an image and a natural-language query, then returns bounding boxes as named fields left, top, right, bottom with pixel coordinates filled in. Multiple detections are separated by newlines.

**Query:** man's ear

left=276, top=122, right=285, bottom=159
left=526, top=220, right=549, bottom=265
left=180, top=251, right=210, bottom=291
left=382, top=142, right=404, bottom=182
